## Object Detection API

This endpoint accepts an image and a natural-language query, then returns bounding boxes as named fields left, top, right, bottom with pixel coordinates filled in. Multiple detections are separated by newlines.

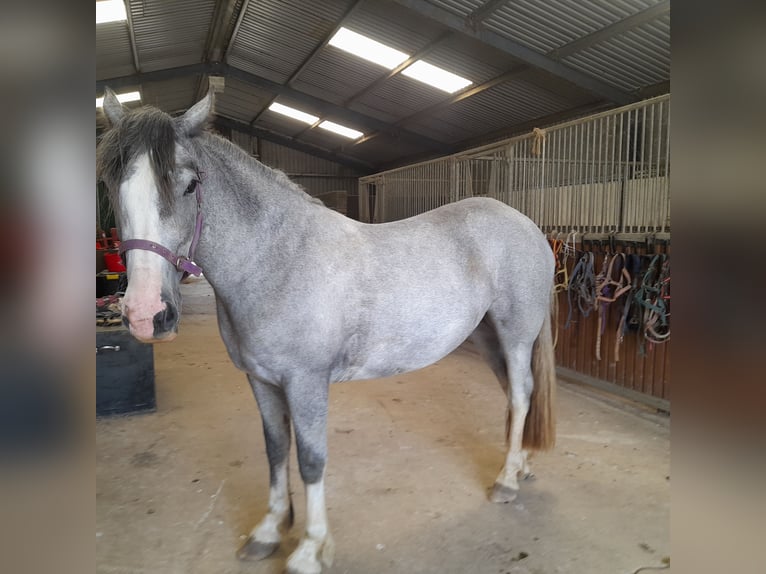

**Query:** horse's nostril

left=165, top=302, right=178, bottom=326
left=152, top=302, right=178, bottom=336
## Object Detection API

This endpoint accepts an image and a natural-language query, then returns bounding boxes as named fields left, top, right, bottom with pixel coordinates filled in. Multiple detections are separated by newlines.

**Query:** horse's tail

left=505, top=292, right=557, bottom=450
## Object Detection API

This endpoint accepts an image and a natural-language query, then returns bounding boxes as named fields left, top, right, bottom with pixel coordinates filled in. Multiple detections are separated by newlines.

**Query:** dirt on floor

left=96, top=279, right=670, bottom=574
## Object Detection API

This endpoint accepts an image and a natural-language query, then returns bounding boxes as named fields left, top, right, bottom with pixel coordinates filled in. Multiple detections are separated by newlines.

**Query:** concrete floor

left=97, top=280, right=670, bottom=574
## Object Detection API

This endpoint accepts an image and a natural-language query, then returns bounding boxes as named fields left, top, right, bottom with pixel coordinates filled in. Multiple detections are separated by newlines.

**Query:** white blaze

left=119, top=153, right=169, bottom=341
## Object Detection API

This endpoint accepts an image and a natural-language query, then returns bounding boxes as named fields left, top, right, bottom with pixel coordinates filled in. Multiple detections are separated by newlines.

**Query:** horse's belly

left=340, top=319, right=478, bottom=382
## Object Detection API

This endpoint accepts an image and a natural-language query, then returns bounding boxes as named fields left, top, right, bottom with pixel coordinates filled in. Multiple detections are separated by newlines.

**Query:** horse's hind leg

left=470, top=318, right=535, bottom=488
left=490, top=342, right=536, bottom=504
left=238, top=378, right=294, bottom=561
left=284, top=378, right=334, bottom=574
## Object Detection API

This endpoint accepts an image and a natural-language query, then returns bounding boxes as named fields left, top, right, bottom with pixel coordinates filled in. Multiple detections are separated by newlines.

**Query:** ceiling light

left=96, top=1, right=127, bottom=24
left=402, top=60, right=472, bottom=93
left=268, top=102, right=319, bottom=124
left=96, top=90, right=141, bottom=107
left=318, top=120, right=363, bottom=140
left=328, top=27, right=409, bottom=70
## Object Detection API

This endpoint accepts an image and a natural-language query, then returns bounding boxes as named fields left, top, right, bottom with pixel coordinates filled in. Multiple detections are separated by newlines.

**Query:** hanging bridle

left=118, top=174, right=205, bottom=278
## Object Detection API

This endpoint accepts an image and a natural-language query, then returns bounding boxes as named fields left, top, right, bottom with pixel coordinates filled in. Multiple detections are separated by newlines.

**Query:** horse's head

left=97, top=88, right=213, bottom=342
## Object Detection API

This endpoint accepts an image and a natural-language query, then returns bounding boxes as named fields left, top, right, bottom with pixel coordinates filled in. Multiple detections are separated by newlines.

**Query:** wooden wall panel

left=553, top=244, right=670, bottom=409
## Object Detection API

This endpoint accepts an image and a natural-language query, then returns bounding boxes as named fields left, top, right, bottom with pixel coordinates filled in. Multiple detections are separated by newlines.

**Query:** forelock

left=97, top=107, right=177, bottom=212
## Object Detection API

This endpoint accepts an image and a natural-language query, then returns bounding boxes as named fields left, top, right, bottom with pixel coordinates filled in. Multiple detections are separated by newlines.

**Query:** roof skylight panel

left=96, top=0, right=127, bottom=24
left=96, top=91, right=141, bottom=107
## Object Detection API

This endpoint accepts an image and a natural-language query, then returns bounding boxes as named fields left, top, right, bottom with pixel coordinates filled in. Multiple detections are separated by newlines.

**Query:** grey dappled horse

left=97, top=89, right=556, bottom=574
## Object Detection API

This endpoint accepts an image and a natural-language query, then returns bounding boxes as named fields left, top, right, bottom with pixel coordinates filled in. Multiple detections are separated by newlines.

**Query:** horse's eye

left=184, top=180, right=198, bottom=196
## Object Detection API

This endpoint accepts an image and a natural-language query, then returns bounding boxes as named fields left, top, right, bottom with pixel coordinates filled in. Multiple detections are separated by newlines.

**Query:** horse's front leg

left=284, top=380, right=334, bottom=574
left=238, top=378, right=294, bottom=560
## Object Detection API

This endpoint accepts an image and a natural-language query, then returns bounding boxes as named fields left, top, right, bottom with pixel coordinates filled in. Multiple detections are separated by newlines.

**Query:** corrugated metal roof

left=408, top=77, right=590, bottom=142
left=426, top=0, right=484, bottom=18
left=227, top=0, right=352, bottom=84
left=97, top=0, right=670, bottom=171
left=130, top=0, right=215, bottom=72
left=484, top=0, right=659, bottom=54
left=563, top=12, right=670, bottom=91
left=340, top=2, right=446, bottom=53
left=420, top=41, right=509, bottom=85
left=355, top=74, right=450, bottom=120
left=141, top=76, right=200, bottom=113
left=292, top=50, right=387, bottom=107
left=213, top=76, right=272, bottom=123
left=97, top=21, right=134, bottom=80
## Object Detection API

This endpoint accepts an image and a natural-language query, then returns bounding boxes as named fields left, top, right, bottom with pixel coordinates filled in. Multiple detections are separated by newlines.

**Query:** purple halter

left=118, top=175, right=205, bottom=278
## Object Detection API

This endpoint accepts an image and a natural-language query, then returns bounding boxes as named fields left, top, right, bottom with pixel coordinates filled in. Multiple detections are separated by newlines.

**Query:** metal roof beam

left=195, top=0, right=242, bottom=104
left=466, top=0, right=509, bottom=28
left=125, top=1, right=141, bottom=73
left=96, top=63, right=452, bottom=153
left=213, top=115, right=374, bottom=172
left=286, top=0, right=366, bottom=87
left=389, top=0, right=636, bottom=105
left=550, top=1, right=670, bottom=60
left=223, top=0, right=251, bottom=63
left=341, top=31, right=453, bottom=107
left=204, top=0, right=242, bottom=63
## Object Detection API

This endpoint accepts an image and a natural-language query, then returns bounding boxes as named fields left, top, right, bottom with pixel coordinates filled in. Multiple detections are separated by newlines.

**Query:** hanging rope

left=565, top=251, right=596, bottom=329
left=635, top=254, right=671, bottom=350
left=531, top=127, right=546, bottom=157
left=595, top=252, right=632, bottom=360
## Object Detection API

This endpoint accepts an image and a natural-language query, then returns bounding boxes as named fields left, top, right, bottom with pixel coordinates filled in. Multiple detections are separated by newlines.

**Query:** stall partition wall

left=360, top=95, right=670, bottom=409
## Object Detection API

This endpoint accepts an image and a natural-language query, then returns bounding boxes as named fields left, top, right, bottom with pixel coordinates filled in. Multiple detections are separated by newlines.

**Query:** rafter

left=125, top=1, right=141, bottom=73
left=341, top=30, right=453, bottom=107
left=195, top=0, right=242, bottom=103
left=549, top=1, right=670, bottom=61
left=466, top=0, right=509, bottom=29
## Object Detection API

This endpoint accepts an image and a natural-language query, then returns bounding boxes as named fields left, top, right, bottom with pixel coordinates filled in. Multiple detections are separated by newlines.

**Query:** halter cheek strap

left=118, top=176, right=205, bottom=277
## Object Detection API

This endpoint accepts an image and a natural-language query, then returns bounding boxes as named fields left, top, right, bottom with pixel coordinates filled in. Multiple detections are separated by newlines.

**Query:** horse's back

left=364, top=197, right=552, bottom=291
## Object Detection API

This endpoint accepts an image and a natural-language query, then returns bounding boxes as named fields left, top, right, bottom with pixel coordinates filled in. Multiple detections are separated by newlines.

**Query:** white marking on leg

left=252, top=462, right=290, bottom=544
left=496, top=355, right=532, bottom=491
left=286, top=477, right=334, bottom=574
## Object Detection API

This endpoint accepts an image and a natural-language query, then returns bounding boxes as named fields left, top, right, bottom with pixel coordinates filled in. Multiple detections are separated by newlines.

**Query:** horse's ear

left=177, top=89, right=214, bottom=137
left=102, top=87, right=125, bottom=125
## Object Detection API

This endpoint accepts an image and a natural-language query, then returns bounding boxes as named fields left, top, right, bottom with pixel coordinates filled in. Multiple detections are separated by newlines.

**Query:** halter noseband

left=118, top=175, right=205, bottom=278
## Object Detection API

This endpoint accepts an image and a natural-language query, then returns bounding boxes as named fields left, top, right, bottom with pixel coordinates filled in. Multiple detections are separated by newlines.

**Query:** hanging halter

left=118, top=173, right=205, bottom=278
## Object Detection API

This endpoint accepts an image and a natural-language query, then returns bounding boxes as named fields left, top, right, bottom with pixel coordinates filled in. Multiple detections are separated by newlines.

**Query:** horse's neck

left=194, top=156, right=316, bottom=291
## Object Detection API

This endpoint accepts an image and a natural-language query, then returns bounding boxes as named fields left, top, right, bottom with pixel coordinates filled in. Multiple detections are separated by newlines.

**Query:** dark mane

left=97, top=107, right=177, bottom=211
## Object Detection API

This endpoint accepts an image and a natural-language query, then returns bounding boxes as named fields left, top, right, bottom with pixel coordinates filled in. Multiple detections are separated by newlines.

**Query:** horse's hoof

left=490, top=482, right=518, bottom=503
left=285, top=536, right=332, bottom=574
left=236, top=536, right=279, bottom=561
